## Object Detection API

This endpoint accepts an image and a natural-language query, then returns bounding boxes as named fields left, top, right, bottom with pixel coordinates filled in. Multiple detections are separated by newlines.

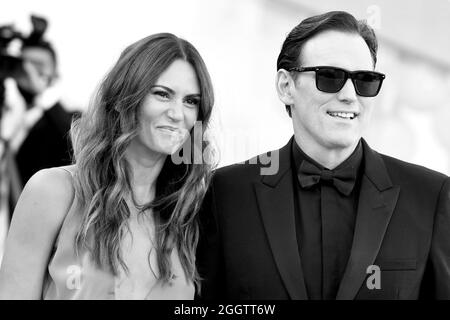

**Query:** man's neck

left=294, top=135, right=359, bottom=170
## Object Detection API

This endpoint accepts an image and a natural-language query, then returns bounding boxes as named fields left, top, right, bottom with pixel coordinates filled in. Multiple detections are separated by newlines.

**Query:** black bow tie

left=297, top=160, right=357, bottom=196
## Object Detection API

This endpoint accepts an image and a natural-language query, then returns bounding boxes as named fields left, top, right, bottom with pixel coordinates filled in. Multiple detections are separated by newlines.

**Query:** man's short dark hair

left=277, top=11, right=378, bottom=117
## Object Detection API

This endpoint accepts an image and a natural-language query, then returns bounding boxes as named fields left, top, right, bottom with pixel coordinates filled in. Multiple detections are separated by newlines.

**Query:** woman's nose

left=167, top=100, right=184, bottom=121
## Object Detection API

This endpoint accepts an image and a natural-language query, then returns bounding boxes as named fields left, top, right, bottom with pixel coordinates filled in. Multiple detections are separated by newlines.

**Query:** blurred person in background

left=0, top=15, right=75, bottom=213
left=0, top=32, right=215, bottom=299
left=12, top=38, right=75, bottom=185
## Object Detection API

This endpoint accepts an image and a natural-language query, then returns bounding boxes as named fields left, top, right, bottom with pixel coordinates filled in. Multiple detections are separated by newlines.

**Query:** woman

left=0, top=33, right=215, bottom=299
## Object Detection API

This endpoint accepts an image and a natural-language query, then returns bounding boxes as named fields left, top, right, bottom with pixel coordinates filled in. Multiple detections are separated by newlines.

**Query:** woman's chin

left=160, top=144, right=180, bottom=155
left=158, top=130, right=189, bottom=153
left=153, top=137, right=185, bottom=155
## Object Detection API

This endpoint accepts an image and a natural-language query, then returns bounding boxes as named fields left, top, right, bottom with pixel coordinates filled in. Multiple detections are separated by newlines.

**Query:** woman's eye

left=185, top=98, right=200, bottom=107
left=154, top=91, right=169, bottom=99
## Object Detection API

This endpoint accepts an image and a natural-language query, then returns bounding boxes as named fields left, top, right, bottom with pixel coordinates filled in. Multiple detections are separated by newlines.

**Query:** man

left=12, top=41, right=75, bottom=186
left=196, top=11, right=450, bottom=300
left=0, top=38, right=75, bottom=227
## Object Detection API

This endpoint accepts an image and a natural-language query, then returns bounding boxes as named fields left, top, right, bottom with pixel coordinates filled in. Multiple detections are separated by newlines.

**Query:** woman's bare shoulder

left=11, top=166, right=76, bottom=230
left=24, top=166, right=75, bottom=199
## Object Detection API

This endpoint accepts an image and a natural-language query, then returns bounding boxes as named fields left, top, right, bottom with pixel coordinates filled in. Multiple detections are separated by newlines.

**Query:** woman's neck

left=125, top=140, right=167, bottom=205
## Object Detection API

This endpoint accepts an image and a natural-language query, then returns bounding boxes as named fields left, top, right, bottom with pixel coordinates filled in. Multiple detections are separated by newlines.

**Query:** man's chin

left=323, top=135, right=360, bottom=151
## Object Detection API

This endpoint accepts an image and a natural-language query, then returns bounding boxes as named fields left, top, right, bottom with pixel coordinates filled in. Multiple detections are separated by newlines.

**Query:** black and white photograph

left=0, top=0, right=449, bottom=313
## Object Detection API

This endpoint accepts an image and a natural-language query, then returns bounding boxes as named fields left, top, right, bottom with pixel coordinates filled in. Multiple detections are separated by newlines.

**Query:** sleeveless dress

left=42, top=167, right=194, bottom=299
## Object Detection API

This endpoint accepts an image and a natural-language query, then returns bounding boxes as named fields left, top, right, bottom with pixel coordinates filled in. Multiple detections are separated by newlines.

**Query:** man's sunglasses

left=289, top=66, right=386, bottom=97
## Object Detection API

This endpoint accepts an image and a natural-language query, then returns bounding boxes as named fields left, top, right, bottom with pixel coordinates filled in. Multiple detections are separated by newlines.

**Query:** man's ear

left=275, top=69, right=295, bottom=106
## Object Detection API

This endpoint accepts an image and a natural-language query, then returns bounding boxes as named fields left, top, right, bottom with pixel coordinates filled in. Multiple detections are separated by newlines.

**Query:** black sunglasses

left=289, top=66, right=386, bottom=97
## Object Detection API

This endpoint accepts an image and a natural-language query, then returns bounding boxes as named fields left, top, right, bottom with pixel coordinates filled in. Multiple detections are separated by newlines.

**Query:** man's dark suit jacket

left=197, top=137, right=450, bottom=300
left=15, top=102, right=74, bottom=186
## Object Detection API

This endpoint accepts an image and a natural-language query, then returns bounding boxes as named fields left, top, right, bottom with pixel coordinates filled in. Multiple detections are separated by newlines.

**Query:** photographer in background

left=11, top=39, right=74, bottom=186
left=0, top=15, right=75, bottom=226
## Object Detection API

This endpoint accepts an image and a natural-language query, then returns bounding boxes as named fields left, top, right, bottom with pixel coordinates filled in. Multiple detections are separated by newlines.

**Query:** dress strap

left=57, top=166, right=75, bottom=177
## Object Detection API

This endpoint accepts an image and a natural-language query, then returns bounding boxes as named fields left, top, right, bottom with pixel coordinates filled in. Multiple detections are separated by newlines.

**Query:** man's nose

left=336, top=78, right=358, bottom=104
left=167, top=99, right=184, bottom=122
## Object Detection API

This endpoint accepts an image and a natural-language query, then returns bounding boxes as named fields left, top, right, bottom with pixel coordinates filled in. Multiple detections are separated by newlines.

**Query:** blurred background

left=0, top=0, right=450, bottom=261
left=2, top=0, right=450, bottom=170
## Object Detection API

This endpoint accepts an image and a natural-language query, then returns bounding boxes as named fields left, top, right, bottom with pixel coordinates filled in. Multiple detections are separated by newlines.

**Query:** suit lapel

left=254, top=138, right=308, bottom=299
left=336, top=139, right=400, bottom=300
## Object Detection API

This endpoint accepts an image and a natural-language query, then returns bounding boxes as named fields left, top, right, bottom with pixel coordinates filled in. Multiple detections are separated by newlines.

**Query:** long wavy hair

left=70, top=33, right=215, bottom=291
